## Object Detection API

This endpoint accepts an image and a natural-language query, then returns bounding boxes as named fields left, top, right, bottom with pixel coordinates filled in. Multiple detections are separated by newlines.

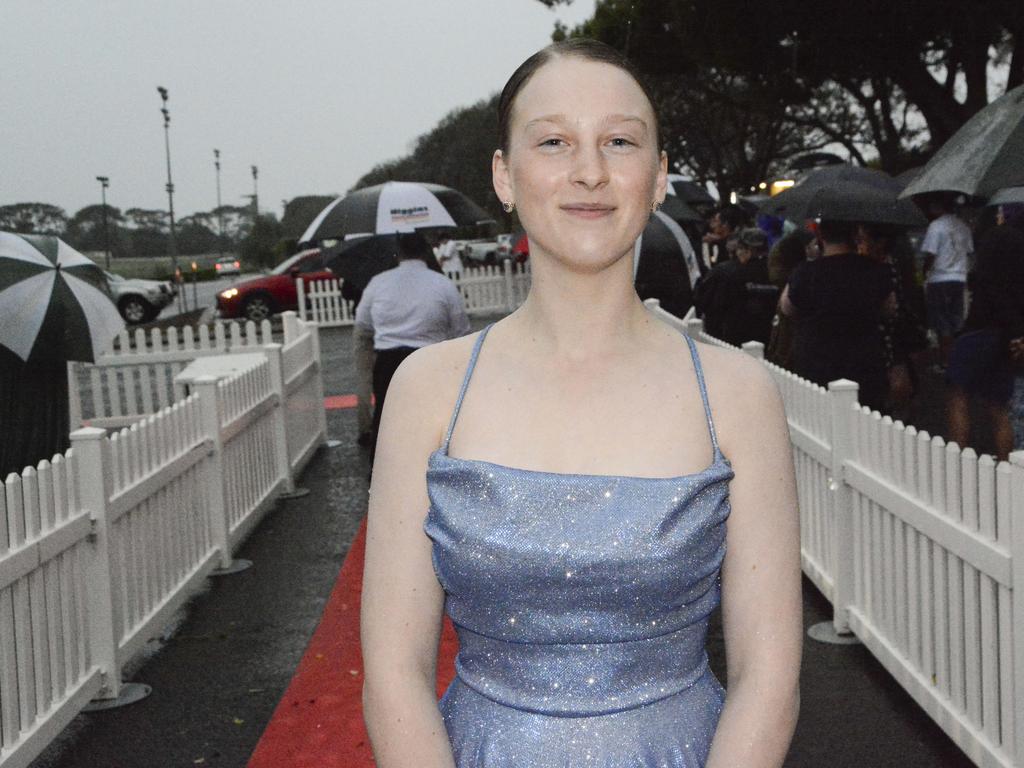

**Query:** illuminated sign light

left=770, top=179, right=796, bottom=196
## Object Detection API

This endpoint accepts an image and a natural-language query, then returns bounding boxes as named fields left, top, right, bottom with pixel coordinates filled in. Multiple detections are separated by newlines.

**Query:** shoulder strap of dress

left=683, top=334, right=721, bottom=455
left=442, top=322, right=495, bottom=454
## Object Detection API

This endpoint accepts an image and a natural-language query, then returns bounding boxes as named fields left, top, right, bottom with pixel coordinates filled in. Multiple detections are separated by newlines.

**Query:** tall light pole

left=157, top=85, right=182, bottom=310
left=214, top=148, right=224, bottom=257
left=96, top=176, right=111, bottom=270
left=250, top=165, right=259, bottom=221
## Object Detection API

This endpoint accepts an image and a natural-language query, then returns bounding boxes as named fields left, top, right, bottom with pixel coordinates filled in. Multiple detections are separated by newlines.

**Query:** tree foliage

left=0, top=203, right=68, bottom=235
left=536, top=0, right=1022, bottom=178
left=353, top=94, right=510, bottom=227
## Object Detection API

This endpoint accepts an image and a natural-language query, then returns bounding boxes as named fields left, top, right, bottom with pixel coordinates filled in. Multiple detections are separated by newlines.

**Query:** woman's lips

left=561, top=205, right=615, bottom=219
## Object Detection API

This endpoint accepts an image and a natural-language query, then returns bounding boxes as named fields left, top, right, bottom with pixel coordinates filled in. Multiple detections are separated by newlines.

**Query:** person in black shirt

left=780, top=219, right=896, bottom=413
left=693, top=227, right=777, bottom=347
left=945, top=209, right=1024, bottom=459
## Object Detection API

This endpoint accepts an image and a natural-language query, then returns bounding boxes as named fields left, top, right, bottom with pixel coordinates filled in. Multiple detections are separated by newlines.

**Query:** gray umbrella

left=900, top=84, right=1024, bottom=199
left=760, top=165, right=926, bottom=227
left=988, top=187, right=1024, bottom=206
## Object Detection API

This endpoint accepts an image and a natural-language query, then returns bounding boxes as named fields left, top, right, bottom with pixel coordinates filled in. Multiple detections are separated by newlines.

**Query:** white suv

left=104, top=271, right=177, bottom=324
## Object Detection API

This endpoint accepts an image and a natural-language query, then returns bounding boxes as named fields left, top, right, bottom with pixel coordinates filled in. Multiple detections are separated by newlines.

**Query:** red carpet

left=247, top=518, right=458, bottom=767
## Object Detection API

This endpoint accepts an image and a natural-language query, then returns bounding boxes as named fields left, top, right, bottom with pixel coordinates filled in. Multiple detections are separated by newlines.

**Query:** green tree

left=537, top=0, right=1023, bottom=161
left=0, top=203, right=68, bottom=235
left=65, top=204, right=130, bottom=257
left=353, top=94, right=509, bottom=227
left=239, top=214, right=284, bottom=270
left=281, top=195, right=339, bottom=241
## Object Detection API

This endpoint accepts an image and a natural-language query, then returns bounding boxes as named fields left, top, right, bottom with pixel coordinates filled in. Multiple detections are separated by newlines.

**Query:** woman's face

left=493, top=57, right=667, bottom=272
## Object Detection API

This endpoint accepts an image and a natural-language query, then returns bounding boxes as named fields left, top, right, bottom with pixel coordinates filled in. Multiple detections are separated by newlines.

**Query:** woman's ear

left=493, top=149, right=513, bottom=207
left=655, top=150, right=669, bottom=204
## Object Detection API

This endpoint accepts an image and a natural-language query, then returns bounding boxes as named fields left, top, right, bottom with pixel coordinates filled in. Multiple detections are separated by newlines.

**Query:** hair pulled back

left=496, top=38, right=661, bottom=156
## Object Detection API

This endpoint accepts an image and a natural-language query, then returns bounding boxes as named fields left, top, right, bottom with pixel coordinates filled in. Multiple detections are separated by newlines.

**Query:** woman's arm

left=704, top=353, right=802, bottom=768
left=360, top=349, right=457, bottom=768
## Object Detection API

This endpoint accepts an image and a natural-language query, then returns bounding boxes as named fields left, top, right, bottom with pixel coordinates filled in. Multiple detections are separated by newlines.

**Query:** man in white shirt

left=355, top=231, right=471, bottom=469
left=920, top=194, right=973, bottom=369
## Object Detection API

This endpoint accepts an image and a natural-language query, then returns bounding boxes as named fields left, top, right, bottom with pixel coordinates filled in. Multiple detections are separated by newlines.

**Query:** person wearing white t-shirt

left=920, top=194, right=973, bottom=368
left=437, top=235, right=464, bottom=278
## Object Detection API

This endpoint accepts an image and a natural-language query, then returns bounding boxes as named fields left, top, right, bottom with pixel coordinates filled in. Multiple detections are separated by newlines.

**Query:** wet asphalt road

left=29, top=316, right=977, bottom=768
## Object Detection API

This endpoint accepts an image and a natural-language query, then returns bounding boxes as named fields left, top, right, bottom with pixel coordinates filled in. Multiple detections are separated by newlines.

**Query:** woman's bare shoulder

left=689, top=340, right=784, bottom=450
left=388, top=330, right=486, bottom=441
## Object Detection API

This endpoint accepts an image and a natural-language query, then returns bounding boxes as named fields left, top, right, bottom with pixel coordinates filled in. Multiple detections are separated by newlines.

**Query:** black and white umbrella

left=299, top=181, right=495, bottom=244
left=0, top=232, right=124, bottom=364
left=667, top=174, right=716, bottom=206
left=633, top=210, right=708, bottom=318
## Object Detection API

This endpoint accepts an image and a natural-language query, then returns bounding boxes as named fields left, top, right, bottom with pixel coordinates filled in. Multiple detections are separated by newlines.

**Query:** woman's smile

left=561, top=202, right=616, bottom=219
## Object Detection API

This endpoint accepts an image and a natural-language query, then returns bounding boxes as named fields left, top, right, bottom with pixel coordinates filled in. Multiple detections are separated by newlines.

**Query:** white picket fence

left=646, top=299, right=1024, bottom=768
left=0, top=314, right=327, bottom=768
left=296, top=260, right=532, bottom=327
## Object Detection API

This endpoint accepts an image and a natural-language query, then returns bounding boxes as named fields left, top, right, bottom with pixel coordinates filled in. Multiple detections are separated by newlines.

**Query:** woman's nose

left=569, top=143, right=609, bottom=189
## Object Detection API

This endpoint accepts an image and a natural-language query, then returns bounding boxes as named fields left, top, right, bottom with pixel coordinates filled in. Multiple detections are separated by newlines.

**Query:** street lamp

left=95, top=176, right=111, bottom=270
left=157, top=85, right=183, bottom=310
left=214, top=148, right=224, bottom=257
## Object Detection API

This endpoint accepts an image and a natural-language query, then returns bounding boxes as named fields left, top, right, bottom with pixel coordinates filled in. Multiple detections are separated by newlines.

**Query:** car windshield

left=270, top=251, right=317, bottom=275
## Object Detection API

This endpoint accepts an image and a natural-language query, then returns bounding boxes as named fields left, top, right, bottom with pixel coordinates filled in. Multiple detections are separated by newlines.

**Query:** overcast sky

left=2, top=0, right=597, bottom=220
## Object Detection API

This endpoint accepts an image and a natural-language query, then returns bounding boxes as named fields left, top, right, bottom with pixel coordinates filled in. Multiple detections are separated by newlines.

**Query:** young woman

left=361, top=39, right=802, bottom=768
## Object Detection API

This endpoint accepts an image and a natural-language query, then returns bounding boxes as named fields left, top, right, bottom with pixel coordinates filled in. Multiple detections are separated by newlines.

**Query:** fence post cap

left=70, top=426, right=107, bottom=441
left=263, top=342, right=283, bottom=351
left=1009, top=450, right=1024, bottom=468
left=827, top=379, right=859, bottom=392
left=192, top=375, right=220, bottom=385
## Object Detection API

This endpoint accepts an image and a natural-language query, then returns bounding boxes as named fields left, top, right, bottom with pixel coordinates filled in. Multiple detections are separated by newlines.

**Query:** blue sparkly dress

left=424, top=322, right=734, bottom=767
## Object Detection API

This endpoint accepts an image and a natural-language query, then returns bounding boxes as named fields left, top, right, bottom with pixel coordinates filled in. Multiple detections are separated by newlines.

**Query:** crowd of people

left=690, top=194, right=1024, bottom=460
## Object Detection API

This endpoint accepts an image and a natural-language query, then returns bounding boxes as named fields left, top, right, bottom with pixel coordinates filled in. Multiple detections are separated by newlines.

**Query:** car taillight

left=234, top=261, right=240, bottom=268
left=215, top=263, right=222, bottom=270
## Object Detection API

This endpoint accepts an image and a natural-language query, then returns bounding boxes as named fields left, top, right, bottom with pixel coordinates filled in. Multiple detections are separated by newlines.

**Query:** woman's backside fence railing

left=0, top=312, right=328, bottom=768
left=648, top=298, right=1024, bottom=768
left=296, top=259, right=532, bottom=327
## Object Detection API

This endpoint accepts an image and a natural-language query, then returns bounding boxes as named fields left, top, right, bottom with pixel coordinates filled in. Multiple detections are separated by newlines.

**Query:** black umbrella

left=901, top=84, right=1024, bottom=199
left=667, top=174, right=716, bottom=206
left=299, top=181, right=495, bottom=244
left=659, top=194, right=703, bottom=223
left=634, top=211, right=707, bottom=318
left=760, top=165, right=926, bottom=227
left=0, top=232, right=124, bottom=364
left=322, top=234, right=400, bottom=293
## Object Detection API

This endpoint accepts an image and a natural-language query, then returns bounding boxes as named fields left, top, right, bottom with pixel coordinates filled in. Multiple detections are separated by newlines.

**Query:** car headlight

left=220, top=288, right=239, bottom=300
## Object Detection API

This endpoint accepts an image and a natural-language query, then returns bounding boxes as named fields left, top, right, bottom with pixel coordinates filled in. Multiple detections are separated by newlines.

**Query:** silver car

left=104, top=271, right=177, bottom=324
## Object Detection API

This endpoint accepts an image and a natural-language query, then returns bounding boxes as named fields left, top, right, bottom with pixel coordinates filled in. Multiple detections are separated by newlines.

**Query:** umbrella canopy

left=659, top=194, right=703, bottom=223
left=760, top=165, right=926, bottom=227
left=988, top=187, right=1024, bottom=206
left=322, top=234, right=400, bottom=293
left=901, top=84, right=1024, bottom=199
left=666, top=174, right=716, bottom=206
left=634, top=211, right=707, bottom=318
left=299, top=181, right=495, bottom=243
left=0, top=232, right=124, bottom=364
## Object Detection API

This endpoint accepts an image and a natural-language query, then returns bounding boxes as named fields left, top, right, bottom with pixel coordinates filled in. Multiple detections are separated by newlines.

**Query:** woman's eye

left=609, top=137, right=635, bottom=147
left=540, top=138, right=564, bottom=147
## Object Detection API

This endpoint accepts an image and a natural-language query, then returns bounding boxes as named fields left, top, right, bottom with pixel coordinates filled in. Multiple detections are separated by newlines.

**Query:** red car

left=216, top=248, right=333, bottom=321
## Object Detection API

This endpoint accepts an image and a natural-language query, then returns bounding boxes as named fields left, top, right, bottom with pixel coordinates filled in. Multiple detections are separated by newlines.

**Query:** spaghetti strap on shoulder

left=442, top=322, right=495, bottom=455
left=683, top=334, right=722, bottom=456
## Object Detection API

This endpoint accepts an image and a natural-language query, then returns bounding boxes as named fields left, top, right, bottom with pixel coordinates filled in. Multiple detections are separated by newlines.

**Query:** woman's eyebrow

left=523, top=114, right=649, bottom=132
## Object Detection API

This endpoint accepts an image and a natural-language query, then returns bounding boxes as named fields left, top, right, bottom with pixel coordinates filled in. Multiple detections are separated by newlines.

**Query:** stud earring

left=502, top=200, right=516, bottom=213
left=651, top=200, right=662, bottom=213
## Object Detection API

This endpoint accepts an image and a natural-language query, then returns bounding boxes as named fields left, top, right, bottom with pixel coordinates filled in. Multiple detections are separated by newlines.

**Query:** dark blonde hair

left=497, top=38, right=661, bottom=156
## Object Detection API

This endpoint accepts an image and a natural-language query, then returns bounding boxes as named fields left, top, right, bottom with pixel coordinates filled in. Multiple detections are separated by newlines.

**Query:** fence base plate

left=83, top=682, right=152, bottom=712
left=807, top=621, right=862, bottom=645
left=211, top=558, right=253, bottom=576
left=278, top=487, right=310, bottom=500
